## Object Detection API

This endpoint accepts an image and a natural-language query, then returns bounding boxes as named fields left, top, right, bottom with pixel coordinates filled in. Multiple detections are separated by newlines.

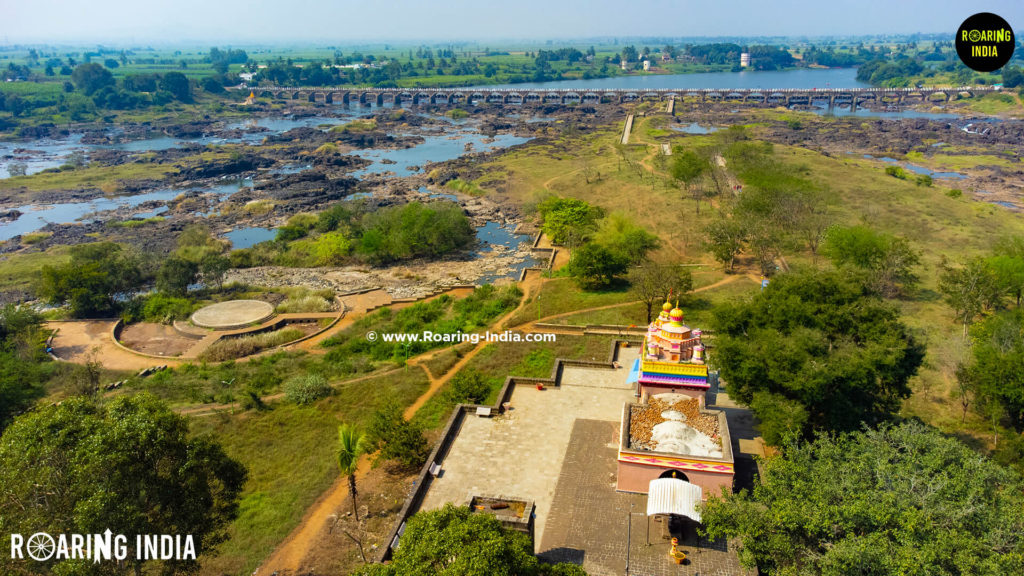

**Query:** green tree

left=70, top=62, right=114, bottom=95
left=337, top=423, right=370, bottom=520
left=823, top=225, right=920, bottom=298
left=201, top=76, right=225, bottom=93
left=536, top=196, right=603, bottom=247
left=939, top=258, right=1003, bottom=337
left=160, top=71, right=192, bottom=101
left=367, top=399, right=429, bottom=469
left=671, top=148, right=711, bottom=215
left=566, top=242, right=629, bottom=290
left=992, top=235, right=1024, bottom=307
left=0, top=305, right=51, bottom=432
left=700, top=422, right=1024, bottom=576
left=957, top=309, right=1024, bottom=431
left=445, top=369, right=490, bottom=404
left=712, top=269, right=924, bottom=442
left=355, top=503, right=586, bottom=576
left=0, top=394, right=247, bottom=575
left=703, top=216, right=747, bottom=272
left=628, top=260, right=693, bottom=323
left=157, top=256, right=199, bottom=297
left=199, top=253, right=230, bottom=290
left=591, top=212, right=660, bottom=265
left=356, top=201, right=475, bottom=265
left=38, top=242, right=144, bottom=317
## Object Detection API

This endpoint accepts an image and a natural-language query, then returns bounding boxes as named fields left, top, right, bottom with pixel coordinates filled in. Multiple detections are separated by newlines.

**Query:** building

left=642, top=60, right=651, bottom=71
left=616, top=302, right=734, bottom=498
left=740, top=52, right=751, bottom=67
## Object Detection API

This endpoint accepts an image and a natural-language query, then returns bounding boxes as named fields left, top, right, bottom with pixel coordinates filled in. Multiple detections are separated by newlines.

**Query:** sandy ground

left=46, top=320, right=185, bottom=371
left=119, top=323, right=197, bottom=357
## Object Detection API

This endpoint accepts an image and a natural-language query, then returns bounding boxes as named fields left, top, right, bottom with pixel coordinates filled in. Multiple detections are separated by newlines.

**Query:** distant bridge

left=234, top=86, right=998, bottom=107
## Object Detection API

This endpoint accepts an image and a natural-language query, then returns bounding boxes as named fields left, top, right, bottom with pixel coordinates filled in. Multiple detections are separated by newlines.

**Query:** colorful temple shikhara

left=617, top=300, right=734, bottom=500
left=640, top=301, right=708, bottom=395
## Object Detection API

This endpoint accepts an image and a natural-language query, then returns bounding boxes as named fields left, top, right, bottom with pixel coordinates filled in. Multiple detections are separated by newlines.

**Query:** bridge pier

left=234, top=86, right=997, bottom=112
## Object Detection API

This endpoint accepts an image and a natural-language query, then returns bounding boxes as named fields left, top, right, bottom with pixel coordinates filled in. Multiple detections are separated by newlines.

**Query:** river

left=483, top=67, right=870, bottom=91
left=0, top=67, right=1004, bottom=260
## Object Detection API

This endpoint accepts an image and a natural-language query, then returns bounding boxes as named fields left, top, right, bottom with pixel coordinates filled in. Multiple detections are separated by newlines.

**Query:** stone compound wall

left=377, top=338, right=638, bottom=563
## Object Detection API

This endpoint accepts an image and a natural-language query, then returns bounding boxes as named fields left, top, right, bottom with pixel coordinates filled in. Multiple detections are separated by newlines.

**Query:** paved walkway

left=419, top=349, right=640, bottom=548
left=539, top=419, right=753, bottom=576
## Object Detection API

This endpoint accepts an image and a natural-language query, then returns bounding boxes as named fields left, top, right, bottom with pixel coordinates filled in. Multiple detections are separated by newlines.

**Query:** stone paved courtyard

left=419, top=348, right=640, bottom=545
left=539, top=419, right=753, bottom=576
left=417, top=344, right=758, bottom=574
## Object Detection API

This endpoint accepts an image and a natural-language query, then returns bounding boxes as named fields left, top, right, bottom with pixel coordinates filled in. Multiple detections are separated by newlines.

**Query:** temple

left=617, top=300, right=734, bottom=500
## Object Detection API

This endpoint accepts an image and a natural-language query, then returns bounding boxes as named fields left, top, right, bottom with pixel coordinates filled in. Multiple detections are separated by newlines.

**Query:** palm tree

left=337, top=423, right=369, bottom=521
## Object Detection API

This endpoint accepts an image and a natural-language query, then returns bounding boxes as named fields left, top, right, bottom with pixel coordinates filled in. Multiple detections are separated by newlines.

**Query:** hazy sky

left=3, top=0, right=1023, bottom=44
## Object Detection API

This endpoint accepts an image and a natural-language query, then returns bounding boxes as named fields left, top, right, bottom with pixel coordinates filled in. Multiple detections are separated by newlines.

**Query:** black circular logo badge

left=956, top=12, right=1015, bottom=73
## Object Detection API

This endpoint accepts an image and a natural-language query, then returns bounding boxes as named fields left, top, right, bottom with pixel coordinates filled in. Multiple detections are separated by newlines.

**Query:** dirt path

left=45, top=320, right=186, bottom=372
left=255, top=267, right=751, bottom=574
left=48, top=288, right=478, bottom=373
left=257, top=270, right=545, bottom=575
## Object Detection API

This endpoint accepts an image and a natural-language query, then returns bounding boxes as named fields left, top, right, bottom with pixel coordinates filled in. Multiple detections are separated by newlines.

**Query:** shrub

left=276, top=294, right=334, bottom=313
left=444, top=370, right=491, bottom=405
left=199, top=328, right=305, bottom=361
left=884, top=165, right=908, bottom=179
left=129, top=294, right=195, bottom=324
left=368, top=399, right=429, bottom=468
left=283, top=373, right=332, bottom=405
left=947, top=188, right=963, bottom=198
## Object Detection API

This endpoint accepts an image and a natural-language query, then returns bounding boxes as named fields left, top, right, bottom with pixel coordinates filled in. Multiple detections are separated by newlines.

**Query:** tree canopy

left=0, top=394, right=247, bottom=575
left=355, top=503, right=585, bottom=576
left=958, top=308, right=1024, bottom=432
left=357, top=201, right=475, bottom=265
left=712, top=269, right=924, bottom=443
left=70, top=62, right=114, bottom=95
left=701, top=422, right=1024, bottom=576
left=0, top=304, right=52, bottom=432
left=38, top=242, right=146, bottom=317
left=536, top=196, right=603, bottom=247
left=822, top=225, right=920, bottom=298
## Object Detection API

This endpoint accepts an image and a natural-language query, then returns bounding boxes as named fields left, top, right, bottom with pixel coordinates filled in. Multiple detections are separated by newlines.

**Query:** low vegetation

left=321, top=284, right=522, bottom=367
left=230, top=200, right=476, bottom=268
left=199, top=327, right=306, bottom=362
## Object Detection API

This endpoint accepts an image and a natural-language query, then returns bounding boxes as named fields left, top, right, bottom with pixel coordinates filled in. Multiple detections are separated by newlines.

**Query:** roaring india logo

left=955, top=12, right=1015, bottom=73
left=9, top=530, right=197, bottom=563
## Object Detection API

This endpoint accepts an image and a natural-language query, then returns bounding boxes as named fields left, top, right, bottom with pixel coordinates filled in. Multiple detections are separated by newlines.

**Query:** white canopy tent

left=646, top=477, right=703, bottom=522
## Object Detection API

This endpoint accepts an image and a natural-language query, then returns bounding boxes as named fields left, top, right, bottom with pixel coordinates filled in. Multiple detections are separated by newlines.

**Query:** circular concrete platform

left=190, top=300, right=275, bottom=330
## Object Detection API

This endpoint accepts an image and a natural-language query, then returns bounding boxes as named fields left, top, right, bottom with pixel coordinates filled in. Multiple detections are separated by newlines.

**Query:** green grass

left=957, top=92, right=1023, bottom=116
left=506, top=277, right=634, bottom=327
left=423, top=343, right=474, bottom=378
left=107, top=216, right=166, bottom=228
left=199, top=328, right=306, bottom=362
left=411, top=334, right=618, bottom=430
left=328, top=118, right=378, bottom=133
left=445, top=177, right=485, bottom=196
left=20, top=231, right=52, bottom=244
left=550, top=275, right=760, bottom=327
left=0, top=246, right=71, bottom=292
left=0, top=162, right=175, bottom=192
left=321, top=285, right=522, bottom=366
left=190, top=368, right=429, bottom=576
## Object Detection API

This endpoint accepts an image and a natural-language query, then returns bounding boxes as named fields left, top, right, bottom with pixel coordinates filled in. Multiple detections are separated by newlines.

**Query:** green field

left=189, top=368, right=429, bottom=575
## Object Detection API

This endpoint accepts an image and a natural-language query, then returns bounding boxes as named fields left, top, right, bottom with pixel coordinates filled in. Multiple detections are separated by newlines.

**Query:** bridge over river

left=235, top=85, right=998, bottom=107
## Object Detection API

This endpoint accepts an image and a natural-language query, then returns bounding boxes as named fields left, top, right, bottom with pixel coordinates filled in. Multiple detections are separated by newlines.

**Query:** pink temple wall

left=616, top=460, right=733, bottom=499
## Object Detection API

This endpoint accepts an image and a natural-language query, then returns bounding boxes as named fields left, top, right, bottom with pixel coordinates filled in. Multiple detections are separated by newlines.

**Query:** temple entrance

left=659, top=469, right=689, bottom=482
